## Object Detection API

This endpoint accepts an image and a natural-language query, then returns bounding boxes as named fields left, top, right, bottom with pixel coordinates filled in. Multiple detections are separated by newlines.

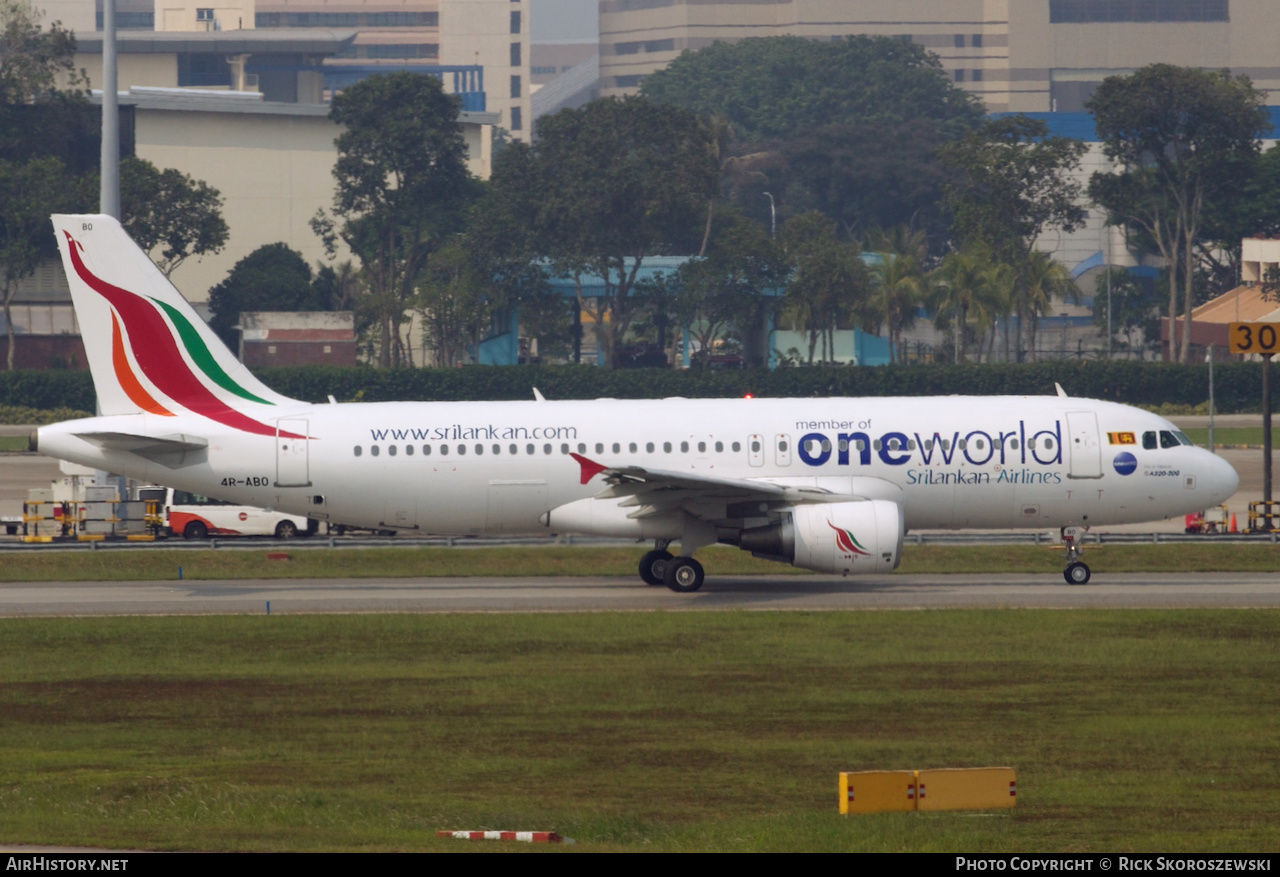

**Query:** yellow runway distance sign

left=1229, top=322, right=1280, bottom=355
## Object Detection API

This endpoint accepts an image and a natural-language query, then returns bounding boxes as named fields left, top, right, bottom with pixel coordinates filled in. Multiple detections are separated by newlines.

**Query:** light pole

left=1206, top=343, right=1215, bottom=454
left=762, top=192, right=775, bottom=238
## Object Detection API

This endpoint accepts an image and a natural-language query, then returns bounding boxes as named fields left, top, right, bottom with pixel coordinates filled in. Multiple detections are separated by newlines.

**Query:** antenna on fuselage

left=533, top=387, right=547, bottom=402
left=1055, top=383, right=1068, bottom=398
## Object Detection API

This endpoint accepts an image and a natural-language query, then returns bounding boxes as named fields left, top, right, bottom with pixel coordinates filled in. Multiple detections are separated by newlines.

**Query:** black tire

left=275, top=520, right=299, bottom=539
left=664, top=556, right=705, bottom=593
left=639, top=549, right=674, bottom=586
left=1064, top=561, right=1091, bottom=585
left=183, top=520, right=208, bottom=540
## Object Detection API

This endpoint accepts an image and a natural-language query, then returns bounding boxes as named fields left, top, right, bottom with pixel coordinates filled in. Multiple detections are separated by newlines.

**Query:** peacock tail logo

left=827, top=520, right=871, bottom=557
left=64, top=231, right=303, bottom=439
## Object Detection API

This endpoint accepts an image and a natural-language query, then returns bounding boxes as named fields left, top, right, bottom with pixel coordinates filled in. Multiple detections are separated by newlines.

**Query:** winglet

left=1055, top=382, right=1068, bottom=398
left=570, top=452, right=608, bottom=485
left=533, top=387, right=546, bottom=402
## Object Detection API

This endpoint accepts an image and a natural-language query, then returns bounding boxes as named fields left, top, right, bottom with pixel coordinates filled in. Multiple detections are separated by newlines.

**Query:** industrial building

left=598, top=0, right=1280, bottom=114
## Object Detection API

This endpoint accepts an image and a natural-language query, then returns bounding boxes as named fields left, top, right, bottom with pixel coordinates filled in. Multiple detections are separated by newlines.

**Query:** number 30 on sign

left=1229, top=322, right=1280, bottom=355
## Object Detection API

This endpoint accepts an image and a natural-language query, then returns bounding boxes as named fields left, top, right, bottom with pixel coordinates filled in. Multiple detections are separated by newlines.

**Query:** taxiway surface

left=3, top=573, right=1279, bottom=615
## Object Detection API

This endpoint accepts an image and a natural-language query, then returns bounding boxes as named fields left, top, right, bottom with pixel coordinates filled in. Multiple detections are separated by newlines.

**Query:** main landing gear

left=1061, top=526, right=1091, bottom=585
left=638, top=544, right=673, bottom=586
left=638, top=540, right=707, bottom=593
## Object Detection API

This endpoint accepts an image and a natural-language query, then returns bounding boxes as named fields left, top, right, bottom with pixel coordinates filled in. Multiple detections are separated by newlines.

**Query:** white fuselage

left=37, top=395, right=1239, bottom=536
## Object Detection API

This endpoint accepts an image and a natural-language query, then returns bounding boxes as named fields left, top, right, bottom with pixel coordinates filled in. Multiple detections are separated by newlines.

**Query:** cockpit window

left=1142, top=431, right=1157, bottom=450
left=1173, top=431, right=1194, bottom=446
left=1159, top=430, right=1179, bottom=449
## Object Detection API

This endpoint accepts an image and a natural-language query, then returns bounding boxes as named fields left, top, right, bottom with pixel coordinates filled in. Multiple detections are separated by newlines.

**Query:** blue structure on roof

left=991, top=106, right=1280, bottom=142
left=244, top=62, right=487, bottom=111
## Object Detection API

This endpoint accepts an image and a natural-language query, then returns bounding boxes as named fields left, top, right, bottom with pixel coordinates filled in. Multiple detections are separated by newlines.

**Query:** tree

left=867, top=227, right=929, bottom=365
left=930, top=245, right=1008, bottom=364
left=939, top=115, right=1087, bottom=361
left=415, top=239, right=492, bottom=367
left=0, top=0, right=90, bottom=369
left=778, top=212, right=874, bottom=365
left=776, top=120, right=953, bottom=244
left=673, top=206, right=786, bottom=368
left=0, top=0, right=80, bottom=108
left=643, top=36, right=982, bottom=250
left=1087, top=65, right=1270, bottom=362
left=120, top=157, right=228, bottom=278
left=1093, top=268, right=1161, bottom=359
left=491, top=96, right=718, bottom=368
left=1195, top=143, right=1280, bottom=300
left=313, top=72, right=478, bottom=368
left=641, top=35, right=983, bottom=142
left=1020, top=250, right=1079, bottom=361
left=0, top=156, right=82, bottom=368
left=207, top=243, right=328, bottom=350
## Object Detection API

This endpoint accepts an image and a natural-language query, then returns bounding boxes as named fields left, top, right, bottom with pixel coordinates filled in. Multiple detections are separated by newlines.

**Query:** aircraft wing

left=570, top=452, right=886, bottom=525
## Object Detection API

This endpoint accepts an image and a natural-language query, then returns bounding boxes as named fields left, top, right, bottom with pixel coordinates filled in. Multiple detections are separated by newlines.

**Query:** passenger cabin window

left=733, top=442, right=741, bottom=452
left=423, top=445, right=431, bottom=456
left=354, top=446, right=362, bottom=457
left=371, top=445, right=380, bottom=456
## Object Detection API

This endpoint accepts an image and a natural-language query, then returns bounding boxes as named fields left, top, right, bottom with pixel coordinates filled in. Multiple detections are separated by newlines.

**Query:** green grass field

left=1181, top=427, right=1265, bottom=447
left=0, top=542, right=1276, bottom=583
left=0, top=611, right=1277, bottom=852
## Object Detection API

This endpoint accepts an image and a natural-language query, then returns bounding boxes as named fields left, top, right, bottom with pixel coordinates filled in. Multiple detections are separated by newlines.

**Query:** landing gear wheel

left=1064, top=561, right=1091, bottom=585
left=664, top=557, right=705, bottom=593
left=274, top=520, right=299, bottom=539
left=183, top=520, right=208, bottom=540
left=639, top=549, right=674, bottom=586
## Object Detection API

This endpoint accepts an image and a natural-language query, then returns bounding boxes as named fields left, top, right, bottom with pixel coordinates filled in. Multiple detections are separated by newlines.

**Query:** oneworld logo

left=1113, top=452, right=1138, bottom=476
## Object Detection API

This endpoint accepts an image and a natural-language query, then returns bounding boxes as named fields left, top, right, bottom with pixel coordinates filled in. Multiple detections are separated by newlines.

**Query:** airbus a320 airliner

left=33, top=214, right=1239, bottom=591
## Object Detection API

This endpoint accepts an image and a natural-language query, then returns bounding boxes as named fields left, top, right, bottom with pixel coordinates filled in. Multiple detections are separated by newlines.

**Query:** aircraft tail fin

left=52, top=214, right=302, bottom=430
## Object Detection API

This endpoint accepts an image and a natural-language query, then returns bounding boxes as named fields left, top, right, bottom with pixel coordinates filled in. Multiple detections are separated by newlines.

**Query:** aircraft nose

left=1205, top=451, right=1240, bottom=505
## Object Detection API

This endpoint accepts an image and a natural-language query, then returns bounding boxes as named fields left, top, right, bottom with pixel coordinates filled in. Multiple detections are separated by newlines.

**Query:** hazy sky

left=530, top=0, right=599, bottom=42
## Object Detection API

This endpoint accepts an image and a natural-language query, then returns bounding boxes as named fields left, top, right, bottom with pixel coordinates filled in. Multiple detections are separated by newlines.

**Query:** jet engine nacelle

left=737, top=500, right=904, bottom=575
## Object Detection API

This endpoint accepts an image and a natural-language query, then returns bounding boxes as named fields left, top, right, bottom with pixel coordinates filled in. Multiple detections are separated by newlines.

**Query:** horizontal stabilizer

left=75, top=431, right=209, bottom=467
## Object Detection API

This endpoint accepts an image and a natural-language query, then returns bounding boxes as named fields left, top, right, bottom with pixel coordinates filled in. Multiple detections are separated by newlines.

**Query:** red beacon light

left=744, top=393, right=753, bottom=399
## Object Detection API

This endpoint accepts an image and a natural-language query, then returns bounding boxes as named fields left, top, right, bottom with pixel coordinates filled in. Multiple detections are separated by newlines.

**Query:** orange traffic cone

left=1230, top=513, right=1238, bottom=533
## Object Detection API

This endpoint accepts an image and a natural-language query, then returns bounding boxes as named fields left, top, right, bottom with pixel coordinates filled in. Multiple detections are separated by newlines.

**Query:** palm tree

left=870, top=254, right=925, bottom=364
left=867, top=225, right=930, bottom=364
left=1021, top=250, right=1079, bottom=361
left=930, top=246, right=1005, bottom=364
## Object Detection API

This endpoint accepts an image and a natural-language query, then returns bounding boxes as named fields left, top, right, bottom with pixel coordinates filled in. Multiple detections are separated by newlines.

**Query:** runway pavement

left=3, top=572, right=1280, bottom=616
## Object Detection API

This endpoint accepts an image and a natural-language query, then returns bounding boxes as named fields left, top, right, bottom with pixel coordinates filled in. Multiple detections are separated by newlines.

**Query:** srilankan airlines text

left=370, top=425, right=578, bottom=441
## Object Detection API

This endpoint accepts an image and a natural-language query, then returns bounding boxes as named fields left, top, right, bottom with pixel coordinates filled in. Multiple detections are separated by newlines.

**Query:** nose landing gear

left=1061, top=526, right=1091, bottom=585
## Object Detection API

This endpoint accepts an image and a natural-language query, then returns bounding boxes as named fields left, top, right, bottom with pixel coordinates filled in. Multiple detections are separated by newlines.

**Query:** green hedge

left=3, top=361, right=1276, bottom=415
